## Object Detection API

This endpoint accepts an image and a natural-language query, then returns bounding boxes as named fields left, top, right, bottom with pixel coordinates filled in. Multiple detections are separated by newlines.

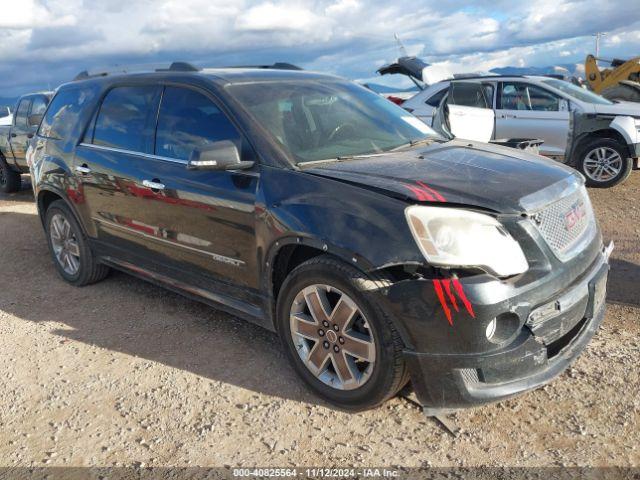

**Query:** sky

left=1, top=0, right=639, bottom=98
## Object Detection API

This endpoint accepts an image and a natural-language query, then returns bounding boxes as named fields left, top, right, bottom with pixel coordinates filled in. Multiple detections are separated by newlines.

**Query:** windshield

left=227, top=80, right=440, bottom=164
left=541, top=78, right=614, bottom=105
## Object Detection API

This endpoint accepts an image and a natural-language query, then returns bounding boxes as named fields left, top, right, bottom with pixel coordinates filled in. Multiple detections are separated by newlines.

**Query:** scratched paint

left=433, top=277, right=475, bottom=326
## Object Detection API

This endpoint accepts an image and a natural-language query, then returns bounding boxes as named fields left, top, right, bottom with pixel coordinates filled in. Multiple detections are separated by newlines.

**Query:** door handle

left=27, top=133, right=34, bottom=139
left=10, top=133, right=17, bottom=138
left=142, top=179, right=165, bottom=191
left=75, top=165, right=92, bottom=174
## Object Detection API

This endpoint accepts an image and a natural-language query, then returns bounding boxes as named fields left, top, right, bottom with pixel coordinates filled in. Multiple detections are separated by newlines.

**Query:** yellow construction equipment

left=585, top=54, right=640, bottom=102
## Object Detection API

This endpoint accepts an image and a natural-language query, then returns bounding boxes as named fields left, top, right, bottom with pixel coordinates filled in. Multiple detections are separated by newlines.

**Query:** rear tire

left=276, top=255, right=408, bottom=411
left=0, top=158, right=21, bottom=193
left=45, top=200, right=110, bottom=286
left=576, top=138, right=632, bottom=188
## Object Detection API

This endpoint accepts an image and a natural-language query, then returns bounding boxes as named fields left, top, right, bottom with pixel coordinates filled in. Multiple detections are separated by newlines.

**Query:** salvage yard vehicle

left=0, top=106, right=11, bottom=126
left=0, top=92, right=52, bottom=193
left=31, top=63, right=611, bottom=412
left=401, top=74, right=640, bottom=188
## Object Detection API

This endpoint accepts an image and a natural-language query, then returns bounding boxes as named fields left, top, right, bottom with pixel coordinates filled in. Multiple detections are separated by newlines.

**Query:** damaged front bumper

left=378, top=240, right=611, bottom=412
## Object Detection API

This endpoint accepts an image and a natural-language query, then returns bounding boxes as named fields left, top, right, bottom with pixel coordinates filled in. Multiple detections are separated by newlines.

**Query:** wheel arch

left=571, top=128, right=630, bottom=165
left=266, top=237, right=415, bottom=349
left=266, top=236, right=371, bottom=306
left=36, top=188, right=92, bottom=236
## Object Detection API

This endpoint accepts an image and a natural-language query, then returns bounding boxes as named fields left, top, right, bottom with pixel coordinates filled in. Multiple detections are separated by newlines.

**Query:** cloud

left=0, top=0, right=77, bottom=29
left=0, top=0, right=639, bottom=97
left=236, top=2, right=324, bottom=31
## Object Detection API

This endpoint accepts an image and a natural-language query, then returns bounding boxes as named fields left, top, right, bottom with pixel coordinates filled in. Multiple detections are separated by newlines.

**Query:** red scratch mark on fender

left=432, top=280, right=453, bottom=326
left=452, top=278, right=475, bottom=318
left=416, top=181, right=446, bottom=202
left=441, top=279, right=459, bottom=312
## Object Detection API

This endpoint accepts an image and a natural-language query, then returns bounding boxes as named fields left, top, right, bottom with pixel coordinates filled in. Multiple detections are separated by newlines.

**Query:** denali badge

left=564, top=199, right=586, bottom=231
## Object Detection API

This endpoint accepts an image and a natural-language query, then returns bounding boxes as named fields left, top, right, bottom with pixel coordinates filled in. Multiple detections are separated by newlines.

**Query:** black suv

left=31, top=63, right=611, bottom=412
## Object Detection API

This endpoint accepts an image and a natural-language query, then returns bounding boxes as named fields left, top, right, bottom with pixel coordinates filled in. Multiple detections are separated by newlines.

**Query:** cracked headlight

left=405, top=206, right=528, bottom=277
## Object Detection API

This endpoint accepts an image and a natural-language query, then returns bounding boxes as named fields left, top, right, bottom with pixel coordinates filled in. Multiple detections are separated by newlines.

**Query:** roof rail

left=156, top=62, right=201, bottom=72
left=222, top=62, right=302, bottom=71
left=73, top=61, right=201, bottom=81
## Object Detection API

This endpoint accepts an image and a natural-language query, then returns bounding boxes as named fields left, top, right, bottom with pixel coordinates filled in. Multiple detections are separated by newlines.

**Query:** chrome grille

left=531, top=186, right=596, bottom=261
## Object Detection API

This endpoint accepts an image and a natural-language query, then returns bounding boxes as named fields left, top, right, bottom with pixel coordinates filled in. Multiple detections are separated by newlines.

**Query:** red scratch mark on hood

left=405, top=184, right=436, bottom=201
left=415, top=181, right=446, bottom=202
left=432, top=280, right=453, bottom=326
left=452, top=278, right=475, bottom=318
left=404, top=181, right=446, bottom=203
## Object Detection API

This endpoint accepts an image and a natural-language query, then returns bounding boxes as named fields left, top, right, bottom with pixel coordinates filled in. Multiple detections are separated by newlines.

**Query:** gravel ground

left=0, top=175, right=638, bottom=469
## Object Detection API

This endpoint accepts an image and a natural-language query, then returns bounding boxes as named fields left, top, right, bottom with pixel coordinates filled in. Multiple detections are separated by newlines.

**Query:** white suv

left=403, top=75, right=640, bottom=188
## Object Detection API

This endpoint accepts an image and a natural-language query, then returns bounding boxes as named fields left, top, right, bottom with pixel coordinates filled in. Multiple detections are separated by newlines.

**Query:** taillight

left=387, top=95, right=405, bottom=105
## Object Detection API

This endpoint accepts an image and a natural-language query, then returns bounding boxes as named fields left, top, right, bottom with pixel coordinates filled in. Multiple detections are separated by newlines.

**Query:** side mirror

left=187, top=140, right=254, bottom=171
left=28, top=113, right=43, bottom=127
left=559, top=99, right=569, bottom=112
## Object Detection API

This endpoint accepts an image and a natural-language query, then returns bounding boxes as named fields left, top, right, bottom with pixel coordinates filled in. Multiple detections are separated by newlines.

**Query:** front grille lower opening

left=546, top=317, right=588, bottom=358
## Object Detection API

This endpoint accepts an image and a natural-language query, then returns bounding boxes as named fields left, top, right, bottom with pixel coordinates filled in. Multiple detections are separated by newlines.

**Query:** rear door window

left=15, top=99, right=31, bottom=127
left=155, top=86, right=243, bottom=161
left=93, top=86, right=160, bottom=153
left=448, top=82, right=491, bottom=108
left=30, top=96, right=49, bottom=116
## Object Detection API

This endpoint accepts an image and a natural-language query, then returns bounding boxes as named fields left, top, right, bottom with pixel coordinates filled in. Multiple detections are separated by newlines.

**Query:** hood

left=377, top=56, right=429, bottom=82
left=306, top=141, right=579, bottom=214
left=591, top=101, right=640, bottom=116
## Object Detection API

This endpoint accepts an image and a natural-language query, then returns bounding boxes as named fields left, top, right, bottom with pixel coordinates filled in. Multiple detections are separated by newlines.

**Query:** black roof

left=71, top=61, right=336, bottom=86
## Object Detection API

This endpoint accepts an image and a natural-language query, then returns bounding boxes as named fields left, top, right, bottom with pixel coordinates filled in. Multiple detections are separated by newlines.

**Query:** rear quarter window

left=425, top=88, right=447, bottom=107
left=39, top=88, right=92, bottom=140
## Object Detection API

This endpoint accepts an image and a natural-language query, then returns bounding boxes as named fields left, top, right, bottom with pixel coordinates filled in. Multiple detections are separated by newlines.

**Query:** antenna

left=593, top=32, right=607, bottom=58
left=394, top=33, right=408, bottom=57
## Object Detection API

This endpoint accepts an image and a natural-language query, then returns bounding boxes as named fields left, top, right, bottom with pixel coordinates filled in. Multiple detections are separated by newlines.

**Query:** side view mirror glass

left=28, top=113, right=43, bottom=127
left=187, top=140, right=254, bottom=171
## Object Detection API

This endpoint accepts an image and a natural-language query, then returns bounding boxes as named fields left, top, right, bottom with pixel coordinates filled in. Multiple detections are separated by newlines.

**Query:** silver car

left=403, top=75, right=640, bottom=187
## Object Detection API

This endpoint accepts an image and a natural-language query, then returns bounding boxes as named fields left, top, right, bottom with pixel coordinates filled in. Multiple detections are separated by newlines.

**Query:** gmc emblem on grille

left=564, top=200, right=586, bottom=231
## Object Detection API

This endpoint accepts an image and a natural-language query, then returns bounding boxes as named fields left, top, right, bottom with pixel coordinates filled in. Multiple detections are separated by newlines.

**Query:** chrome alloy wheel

left=50, top=213, right=81, bottom=275
left=289, top=284, right=376, bottom=390
left=583, top=147, right=623, bottom=182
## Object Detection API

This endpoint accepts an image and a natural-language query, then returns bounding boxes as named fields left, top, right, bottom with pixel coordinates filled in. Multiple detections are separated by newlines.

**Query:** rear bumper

left=394, top=246, right=610, bottom=411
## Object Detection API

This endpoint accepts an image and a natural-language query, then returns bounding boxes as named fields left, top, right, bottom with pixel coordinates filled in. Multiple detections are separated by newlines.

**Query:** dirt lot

left=0, top=175, right=639, bottom=469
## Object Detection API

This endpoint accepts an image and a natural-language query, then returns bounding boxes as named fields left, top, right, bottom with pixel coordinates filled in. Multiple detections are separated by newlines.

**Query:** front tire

left=0, top=158, right=21, bottom=193
left=576, top=138, right=632, bottom=188
left=276, top=255, right=408, bottom=411
left=45, top=200, right=110, bottom=286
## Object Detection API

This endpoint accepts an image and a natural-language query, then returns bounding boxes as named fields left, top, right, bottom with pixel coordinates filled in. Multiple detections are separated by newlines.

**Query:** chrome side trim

left=78, top=143, right=188, bottom=165
left=93, top=217, right=245, bottom=267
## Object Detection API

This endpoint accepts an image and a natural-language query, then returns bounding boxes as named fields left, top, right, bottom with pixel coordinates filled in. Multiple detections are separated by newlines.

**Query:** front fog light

left=487, top=312, right=522, bottom=344
left=485, top=318, right=497, bottom=340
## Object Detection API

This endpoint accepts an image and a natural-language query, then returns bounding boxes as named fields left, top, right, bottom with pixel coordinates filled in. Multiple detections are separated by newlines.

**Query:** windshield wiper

left=389, top=137, right=438, bottom=152
left=298, top=152, right=387, bottom=166
left=298, top=141, right=440, bottom=167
